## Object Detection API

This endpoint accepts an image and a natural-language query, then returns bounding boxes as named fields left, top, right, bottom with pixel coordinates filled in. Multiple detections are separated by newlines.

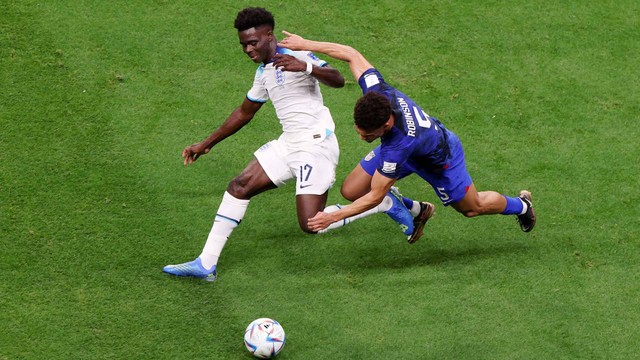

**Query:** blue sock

left=401, top=197, right=413, bottom=209
left=501, top=195, right=524, bottom=215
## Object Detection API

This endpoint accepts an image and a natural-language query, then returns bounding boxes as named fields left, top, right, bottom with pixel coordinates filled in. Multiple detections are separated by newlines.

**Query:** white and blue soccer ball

left=243, top=318, right=286, bottom=359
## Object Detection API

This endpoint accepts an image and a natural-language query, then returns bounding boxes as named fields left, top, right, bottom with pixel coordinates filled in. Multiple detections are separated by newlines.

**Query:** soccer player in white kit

left=163, top=7, right=417, bottom=282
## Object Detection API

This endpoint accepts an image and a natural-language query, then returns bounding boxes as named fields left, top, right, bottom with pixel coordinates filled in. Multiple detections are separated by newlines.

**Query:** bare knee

left=299, top=224, right=318, bottom=234
left=297, top=216, right=319, bottom=234
left=340, top=189, right=357, bottom=202
left=340, top=183, right=365, bottom=202
left=227, top=176, right=250, bottom=199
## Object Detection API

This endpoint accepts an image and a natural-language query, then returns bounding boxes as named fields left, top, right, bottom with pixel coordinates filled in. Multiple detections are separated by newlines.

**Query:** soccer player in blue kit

left=278, top=32, right=536, bottom=236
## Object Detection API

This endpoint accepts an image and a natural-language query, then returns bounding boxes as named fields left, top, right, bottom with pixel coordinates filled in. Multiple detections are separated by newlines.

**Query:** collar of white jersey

left=262, top=46, right=295, bottom=66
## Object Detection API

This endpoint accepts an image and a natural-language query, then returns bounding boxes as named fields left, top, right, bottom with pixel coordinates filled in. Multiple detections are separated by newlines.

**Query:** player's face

left=354, top=124, right=386, bottom=143
left=354, top=115, right=393, bottom=143
left=238, top=26, right=275, bottom=64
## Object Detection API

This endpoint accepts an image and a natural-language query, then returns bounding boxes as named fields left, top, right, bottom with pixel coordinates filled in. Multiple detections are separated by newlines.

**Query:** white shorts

left=254, top=134, right=339, bottom=195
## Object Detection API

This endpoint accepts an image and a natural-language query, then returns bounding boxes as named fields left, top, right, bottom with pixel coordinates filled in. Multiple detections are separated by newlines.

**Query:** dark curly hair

left=234, top=7, right=275, bottom=32
left=354, top=92, right=392, bottom=131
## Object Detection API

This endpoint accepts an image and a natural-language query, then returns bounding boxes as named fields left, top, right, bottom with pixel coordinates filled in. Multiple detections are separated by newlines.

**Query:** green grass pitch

left=1, top=1, right=639, bottom=359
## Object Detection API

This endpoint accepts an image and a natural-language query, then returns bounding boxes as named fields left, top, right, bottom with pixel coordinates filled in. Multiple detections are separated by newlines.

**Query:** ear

left=266, top=29, right=274, bottom=39
left=383, top=114, right=395, bottom=130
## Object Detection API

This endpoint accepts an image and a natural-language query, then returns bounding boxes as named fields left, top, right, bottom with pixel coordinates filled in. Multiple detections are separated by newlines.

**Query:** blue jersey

left=358, top=68, right=451, bottom=179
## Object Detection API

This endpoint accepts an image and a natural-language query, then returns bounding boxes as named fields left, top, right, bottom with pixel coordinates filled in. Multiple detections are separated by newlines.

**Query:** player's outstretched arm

left=278, top=31, right=374, bottom=81
left=182, top=98, right=263, bottom=165
left=307, top=64, right=345, bottom=88
left=308, top=171, right=395, bottom=231
left=272, top=53, right=344, bottom=88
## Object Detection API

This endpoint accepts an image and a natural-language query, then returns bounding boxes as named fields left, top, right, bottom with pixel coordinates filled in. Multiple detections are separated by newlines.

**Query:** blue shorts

left=359, top=132, right=472, bottom=206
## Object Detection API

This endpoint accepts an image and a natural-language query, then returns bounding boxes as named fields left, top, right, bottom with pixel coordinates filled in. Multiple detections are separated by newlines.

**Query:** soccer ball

left=243, top=318, right=286, bottom=359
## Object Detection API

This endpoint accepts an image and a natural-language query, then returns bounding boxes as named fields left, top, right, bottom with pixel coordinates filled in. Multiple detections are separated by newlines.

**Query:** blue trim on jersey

left=246, top=95, right=267, bottom=103
left=276, top=46, right=294, bottom=56
left=264, top=46, right=294, bottom=64
left=263, top=47, right=328, bottom=67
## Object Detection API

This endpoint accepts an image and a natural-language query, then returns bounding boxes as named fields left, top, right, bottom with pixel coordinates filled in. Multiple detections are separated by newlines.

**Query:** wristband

left=304, top=62, right=313, bottom=75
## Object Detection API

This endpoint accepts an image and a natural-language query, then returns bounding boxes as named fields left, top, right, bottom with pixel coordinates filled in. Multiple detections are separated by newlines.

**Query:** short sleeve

left=358, top=68, right=385, bottom=93
left=246, top=66, right=268, bottom=103
left=282, top=50, right=327, bottom=69
left=302, top=51, right=328, bottom=67
left=377, top=143, right=410, bottom=179
left=378, top=128, right=415, bottom=179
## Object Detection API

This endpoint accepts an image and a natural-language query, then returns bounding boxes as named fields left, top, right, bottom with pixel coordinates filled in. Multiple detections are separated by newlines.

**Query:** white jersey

left=247, top=47, right=335, bottom=148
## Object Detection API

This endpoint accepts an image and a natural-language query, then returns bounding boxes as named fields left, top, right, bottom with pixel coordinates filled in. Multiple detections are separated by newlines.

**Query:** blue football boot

left=163, top=257, right=217, bottom=282
left=385, top=187, right=414, bottom=236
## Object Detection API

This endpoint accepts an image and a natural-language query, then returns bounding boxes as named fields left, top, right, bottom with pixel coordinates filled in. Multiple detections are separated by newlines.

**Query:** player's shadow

left=334, top=241, right=531, bottom=271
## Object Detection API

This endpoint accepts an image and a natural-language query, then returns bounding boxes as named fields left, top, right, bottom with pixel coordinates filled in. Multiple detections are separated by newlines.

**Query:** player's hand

left=307, top=211, right=334, bottom=232
left=278, top=31, right=307, bottom=51
left=272, top=53, right=306, bottom=72
left=182, top=142, right=209, bottom=166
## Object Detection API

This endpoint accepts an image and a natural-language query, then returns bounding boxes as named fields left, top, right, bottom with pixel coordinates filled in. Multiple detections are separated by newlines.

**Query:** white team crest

left=275, top=67, right=285, bottom=85
left=364, top=150, right=375, bottom=161
left=364, top=73, right=380, bottom=88
left=382, top=161, right=397, bottom=174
